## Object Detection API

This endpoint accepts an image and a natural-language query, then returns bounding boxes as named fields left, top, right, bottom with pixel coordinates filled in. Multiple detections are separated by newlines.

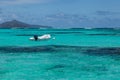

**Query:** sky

left=0, top=0, right=120, bottom=28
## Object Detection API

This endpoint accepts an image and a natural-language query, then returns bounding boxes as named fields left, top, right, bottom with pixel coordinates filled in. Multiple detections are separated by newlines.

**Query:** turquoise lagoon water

left=0, top=29, right=120, bottom=80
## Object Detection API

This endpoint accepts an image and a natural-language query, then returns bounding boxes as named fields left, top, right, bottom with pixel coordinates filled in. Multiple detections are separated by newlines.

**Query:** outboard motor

left=34, top=35, right=38, bottom=41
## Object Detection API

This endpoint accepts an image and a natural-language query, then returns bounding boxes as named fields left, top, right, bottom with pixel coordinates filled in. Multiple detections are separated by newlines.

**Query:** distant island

left=0, top=20, right=52, bottom=29
left=69, top=27, right=117, bottom=30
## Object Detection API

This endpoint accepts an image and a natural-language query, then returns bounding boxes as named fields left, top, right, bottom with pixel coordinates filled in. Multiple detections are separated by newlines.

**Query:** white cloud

left=0, top=0, right=53, bottom=5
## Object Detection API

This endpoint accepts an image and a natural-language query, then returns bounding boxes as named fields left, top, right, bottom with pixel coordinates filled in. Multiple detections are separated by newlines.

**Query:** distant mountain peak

left=12, top=20, right=20, bottom=22
left=0, top=20, right=52, bottom=29
left=12, top=20, right=17, bottom=21
left=6, top=20, right=22, bottom=23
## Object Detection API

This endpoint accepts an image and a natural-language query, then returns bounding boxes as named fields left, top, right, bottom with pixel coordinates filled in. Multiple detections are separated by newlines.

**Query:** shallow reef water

left=0, top=29, right=120, bottom=80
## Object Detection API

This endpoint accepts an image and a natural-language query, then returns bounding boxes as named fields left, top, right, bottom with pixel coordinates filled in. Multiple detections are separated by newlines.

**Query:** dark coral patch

left=0, top=45, right=120, bottom=56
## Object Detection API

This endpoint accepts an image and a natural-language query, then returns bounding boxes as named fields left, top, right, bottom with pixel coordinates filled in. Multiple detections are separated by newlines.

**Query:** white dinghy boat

left=29, top=34, right=51, bottom=41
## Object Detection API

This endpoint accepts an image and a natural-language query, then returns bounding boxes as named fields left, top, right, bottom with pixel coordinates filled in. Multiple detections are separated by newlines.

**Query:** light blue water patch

left=0, top=29, right=120, bottom=47
left=0, top=51, right=120, bottom=80
left=0, top=29, right=120, bottom=80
